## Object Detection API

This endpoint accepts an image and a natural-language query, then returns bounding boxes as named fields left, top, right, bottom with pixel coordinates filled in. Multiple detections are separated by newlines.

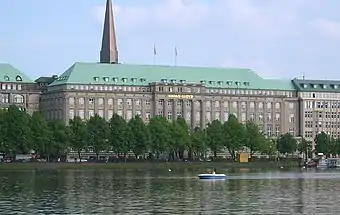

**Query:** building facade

left=0, top=0, right=339, bottom=148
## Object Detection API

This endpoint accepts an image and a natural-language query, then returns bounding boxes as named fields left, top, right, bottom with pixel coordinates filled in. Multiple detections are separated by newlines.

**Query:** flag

left=153, top=44, right=157, bottom=55
left=175, top=46, right=178, bottom=56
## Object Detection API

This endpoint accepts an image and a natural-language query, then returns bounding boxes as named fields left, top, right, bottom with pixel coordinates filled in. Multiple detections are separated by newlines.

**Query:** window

left=13, top=94, right=24, bottom=103
left=167, top=111, right=172, bottom=120
left=108, top=110, right=113, bottom=120
left=289, top=128, right=294, bottom=136
left=108, top=98, right=113, bottom=105
left=89, top=98, right=94, bottom=105
left=215, top=101, right=220, bottom=108
left=98, top=110, right=104, bottom=118
left=267, top=125, right=272, bottom=137
left=258, top=113, right=263, bottom=122
left=126, top=110, right=132, bottom=120
left=186, top=101, right=191, bottom=106
left=267, top=113, right=272, bottom=122
left=68, top=110, right=74, bottom=119
left=289, top=103, right=294, bottom=109
left=250, top=102, right=255, bottom=109
left=168, top=100, right=172, bottom=106
left=258, top=102, right=263, bottom=109
left=276, top=127, right=280, bottom=136
left=224, top=112, right=229, bottom=121
left=275, top=113, right=280, bottom=122
left=215, top=112, right=220, bottom=120
left=196, top=112, right=200, bottom=122
left=78, top=110, right=85, bottom=119
left=186, top=112, right=191, bottom=121
left=135, top=99, right=141, bottom=106
left=275, top=102, right=280, bottom=109
left=241, top=113, right=246, bottom=122
left=289, top=114, right=294, bottom=123
left=145, top=100, right=151, bottom=106
left=146, top=112, right=151, bottom=120
left=117, top=110, right=123, bottom=116
left=177, top=100, right=182, bottom=106
left=157, top=110, right=163, bottom=116
left=177, top=111, right=182, bottom=119
left=118, top=99, right=123, bottom=105
left=241, top=102, right=246, bottom=109
left=206, top=111, right=211, bottom=122
left=232, top=102, right=237, bottom=108
left=267, top=102, right=272, bottom=109
left=159, top=99, right=164, bottom=106
left=98, top=98, right=104, bottom=105
left=250, top=113, right=255, bottom=121
left=69, top=97, right=75, bottom=105
left=136, top=110, right=141, bottom=116
left=206, top=101, right=211, bottom=108
left=127, top=99, right=132, bottom=106
left=223, top=101, right=229, bottom=108
left=88, top=110, right=94, bottom=118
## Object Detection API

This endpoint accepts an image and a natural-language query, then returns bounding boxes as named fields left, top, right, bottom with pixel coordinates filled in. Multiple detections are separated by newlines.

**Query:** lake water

left=0, top=167, right=339, bottom=214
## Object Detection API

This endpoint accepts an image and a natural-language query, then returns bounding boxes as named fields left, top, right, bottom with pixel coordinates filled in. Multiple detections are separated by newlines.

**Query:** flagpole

left=153, top=43, right=157, bottom=65
left=174, top=46, right=178, bottom=66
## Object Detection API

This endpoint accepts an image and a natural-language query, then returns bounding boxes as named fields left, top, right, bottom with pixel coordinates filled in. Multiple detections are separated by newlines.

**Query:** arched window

left=13, top=94, right=24, bottom=103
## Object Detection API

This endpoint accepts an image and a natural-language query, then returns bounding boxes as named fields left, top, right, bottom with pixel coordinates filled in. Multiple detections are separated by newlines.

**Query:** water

left=0, top=168, right=339, bottom=214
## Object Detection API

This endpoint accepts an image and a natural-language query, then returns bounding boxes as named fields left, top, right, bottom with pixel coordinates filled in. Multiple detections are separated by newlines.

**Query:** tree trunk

left=77, top=150, right=81, bottom=162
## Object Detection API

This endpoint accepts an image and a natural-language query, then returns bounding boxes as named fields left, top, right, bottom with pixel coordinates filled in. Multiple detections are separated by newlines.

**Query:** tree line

left=0, top=105, right=339, bottom=162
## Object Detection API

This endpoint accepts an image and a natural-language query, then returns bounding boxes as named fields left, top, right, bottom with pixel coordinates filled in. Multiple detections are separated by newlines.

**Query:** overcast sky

left=1, top=0, right=340, bottom=80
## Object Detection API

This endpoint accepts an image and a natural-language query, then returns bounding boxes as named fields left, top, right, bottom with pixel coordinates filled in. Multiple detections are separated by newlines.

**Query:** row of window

left=305, top=121, right=340, bottom=128
left=1, top=83, right=22, bottom=91
left=304, top=111, right=340, bottom=119
left=304, top=101, right=340, bottom=109
left=0, top=94, right=25, bottom=103
left=68, top=97, right=295, bottom=110
left=301, top=92, right=340, bottom=99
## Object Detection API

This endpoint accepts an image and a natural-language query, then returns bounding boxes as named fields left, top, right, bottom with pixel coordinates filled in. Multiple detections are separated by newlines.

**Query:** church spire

left=100, top=0, right=118, bottom=64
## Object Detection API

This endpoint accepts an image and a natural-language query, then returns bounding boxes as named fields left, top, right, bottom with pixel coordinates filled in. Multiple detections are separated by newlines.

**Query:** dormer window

left=200, top=80, right=206, bottom=84
left=131, top=78, right=137, bottom=83
left=161, top=79, right=168, bottom=83
left=313, top=84, right=317, bottom=88
left=180, top=80, right=186, bottom=84
left=103, top=77, right=109, bottom=82
left=140, top=78, right=146, bottom=83
left=303, top=84, right=307, bottom=88
left=323, top=84, right=327, bottom=89
left=334, top=85, right=338, bottom=89
left=93, top=77, right=99, bottom=82
left=226, top=81, right=232, bottom=86
left=122, top=78, right=127, bottom=82
left=235, top=81, right=241, bottom=86
left=15, top=75, right=22, bottom=81
left=217, top=81, right=223, bottom=85
left=170, top=79, right=176, bottom=84
left=243, top=82, right=250, bottom=86
left=4, top=75, right=9, bottom=81
left=112, top=77, right=118, bottom=82
left=208, top=81, right=215, bottom=85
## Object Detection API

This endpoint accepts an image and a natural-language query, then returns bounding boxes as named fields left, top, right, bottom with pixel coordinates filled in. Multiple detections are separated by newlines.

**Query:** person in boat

left=210, top=168, right=216, bottom=174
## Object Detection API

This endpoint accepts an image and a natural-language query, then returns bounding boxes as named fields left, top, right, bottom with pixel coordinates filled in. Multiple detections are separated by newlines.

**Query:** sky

left=1, top=0, right=340, bottom=80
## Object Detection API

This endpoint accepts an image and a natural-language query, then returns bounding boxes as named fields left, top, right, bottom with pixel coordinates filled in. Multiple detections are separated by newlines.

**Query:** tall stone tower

left=100, top=0, right=118, bottom=64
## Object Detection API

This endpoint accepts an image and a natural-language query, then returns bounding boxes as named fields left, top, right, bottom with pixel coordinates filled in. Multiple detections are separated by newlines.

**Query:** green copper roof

left=0, top=63, right=33, bottom=83
left=292, top=78, right=340, bottom=92
left=49, top=62, right=296, bottom=90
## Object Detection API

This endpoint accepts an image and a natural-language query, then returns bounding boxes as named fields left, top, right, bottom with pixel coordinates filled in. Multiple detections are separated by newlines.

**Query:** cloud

left=91, top=0, right=210, bottom=29
left=312, top=18, right=340, bottom=39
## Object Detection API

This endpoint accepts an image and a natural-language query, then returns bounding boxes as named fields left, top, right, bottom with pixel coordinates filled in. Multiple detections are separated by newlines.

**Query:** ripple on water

left=0, top=169, right=340, bottom=214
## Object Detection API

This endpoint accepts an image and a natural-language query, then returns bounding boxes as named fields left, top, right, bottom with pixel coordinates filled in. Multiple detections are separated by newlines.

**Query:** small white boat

left=198, top=173, right=227, bottom=180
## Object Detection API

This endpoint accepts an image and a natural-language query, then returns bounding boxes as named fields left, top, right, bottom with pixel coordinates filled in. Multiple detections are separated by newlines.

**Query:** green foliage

left=10, top=104, right=340, bottom=162
left=276, top=133, right=297, bottom=155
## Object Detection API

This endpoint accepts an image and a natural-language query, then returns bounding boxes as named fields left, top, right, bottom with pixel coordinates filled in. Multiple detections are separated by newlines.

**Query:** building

left=0, top=0, right=338, bottom=147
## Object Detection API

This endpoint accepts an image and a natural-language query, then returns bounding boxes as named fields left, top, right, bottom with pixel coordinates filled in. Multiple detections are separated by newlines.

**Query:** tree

left=108, top=114, right=131, bottom=161
left=315, top=132, right=331, bottom=156
left=169, top=118, right=189, bottom=160
left=87, top=114, right=110, bottom=160
left=206, top=120, right=223, bottom=159
left=128, top=115, right=149, bottom=159
left=69, top=116, right=87, bottom=161
left=223, top=115, right=246, bottom=161
left=244, top=121, right=266, bottom=156
left=148, top=116, right=171, bottom=159
left=30, top=111, right=51, bottom=159
left=4, top=105, right=32, bottom=155
left=0, top=109, right=9, bottom=154
left=297, top=138, right=312, bottom=161
left=261, top=139, right=277, bottom=156
left=48, top=119, right=69, bottom=159
left=276, top=133, right=297, bottom=155
left=189, top=127, right=206, bottom=160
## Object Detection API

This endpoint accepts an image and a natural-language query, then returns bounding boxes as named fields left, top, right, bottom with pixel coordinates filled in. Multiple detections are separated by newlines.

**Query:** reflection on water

left=0, top=168, right=340, bottom=214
